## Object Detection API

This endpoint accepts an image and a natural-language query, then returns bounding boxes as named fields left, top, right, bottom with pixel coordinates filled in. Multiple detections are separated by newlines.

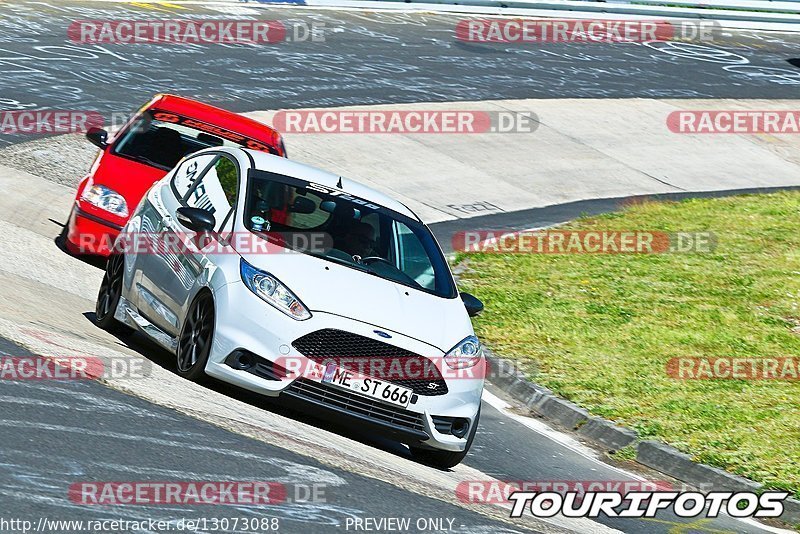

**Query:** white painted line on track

left=482, top=389, right=648, bottom=482
left=482, top=391, right=796, bottom=534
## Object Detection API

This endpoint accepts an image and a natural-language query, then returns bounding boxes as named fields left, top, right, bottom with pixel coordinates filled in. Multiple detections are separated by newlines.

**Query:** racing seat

left=146, top=127, right=185, bottom=169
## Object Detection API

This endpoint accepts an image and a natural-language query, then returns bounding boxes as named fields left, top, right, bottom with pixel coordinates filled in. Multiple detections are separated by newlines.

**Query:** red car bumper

left=65, top=203, right=125, bottom=257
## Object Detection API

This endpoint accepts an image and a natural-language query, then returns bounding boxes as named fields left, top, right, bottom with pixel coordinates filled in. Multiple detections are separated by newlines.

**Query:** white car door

left=136, top=152, right=224, bottom=336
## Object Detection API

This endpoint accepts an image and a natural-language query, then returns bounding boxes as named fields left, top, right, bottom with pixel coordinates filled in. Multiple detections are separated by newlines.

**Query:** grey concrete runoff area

left=4, top=98, right=800, bottom=226
left=247, top=98, right=800, bottom=224
left=0, top=0, right=799, bottom=533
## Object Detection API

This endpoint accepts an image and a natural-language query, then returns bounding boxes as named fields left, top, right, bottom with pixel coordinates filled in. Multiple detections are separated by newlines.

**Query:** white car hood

left=240, top=250, right=471, bottom=353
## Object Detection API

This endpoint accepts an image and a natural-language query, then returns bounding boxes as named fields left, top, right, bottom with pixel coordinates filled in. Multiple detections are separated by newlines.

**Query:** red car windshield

left=112, top=109, right=281, bottom=170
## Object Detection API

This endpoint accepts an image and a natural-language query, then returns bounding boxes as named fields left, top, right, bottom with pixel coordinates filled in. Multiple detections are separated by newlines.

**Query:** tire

left=94, top=254, right=130, bottom=334
left=56, top=223, right=69, bottom=252
left=59, top=208, right=81, bottom=256
left=410, top=407, right=481, bottom=469
left=176, top=292, right=215, bottom=382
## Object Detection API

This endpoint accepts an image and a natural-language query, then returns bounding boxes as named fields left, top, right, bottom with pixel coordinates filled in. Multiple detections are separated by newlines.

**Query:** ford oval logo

left=373, top=330, right=392, bottom=339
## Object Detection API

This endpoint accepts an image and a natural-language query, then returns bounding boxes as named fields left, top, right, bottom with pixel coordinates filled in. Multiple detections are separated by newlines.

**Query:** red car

left=64, top=94, right=286, bottom=256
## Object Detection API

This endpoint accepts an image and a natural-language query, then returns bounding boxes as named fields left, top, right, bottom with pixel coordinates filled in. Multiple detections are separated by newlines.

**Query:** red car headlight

left=81, top=184, right=129, bottom=217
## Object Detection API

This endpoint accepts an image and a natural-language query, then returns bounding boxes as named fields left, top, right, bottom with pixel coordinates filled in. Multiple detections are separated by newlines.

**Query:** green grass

left=455, top=191, right=800, bottom=499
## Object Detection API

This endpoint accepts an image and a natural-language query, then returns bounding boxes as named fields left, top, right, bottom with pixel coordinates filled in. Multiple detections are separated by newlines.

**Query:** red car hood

left=85, top=152, right=168, bottom=217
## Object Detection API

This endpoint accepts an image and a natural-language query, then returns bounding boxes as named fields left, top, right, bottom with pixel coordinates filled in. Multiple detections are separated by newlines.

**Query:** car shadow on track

left=51, top=219, right=108, bottom=270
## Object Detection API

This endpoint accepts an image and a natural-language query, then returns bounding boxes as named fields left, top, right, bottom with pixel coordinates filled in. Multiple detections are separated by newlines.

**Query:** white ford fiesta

left=94, top=146, right=486, bottom=467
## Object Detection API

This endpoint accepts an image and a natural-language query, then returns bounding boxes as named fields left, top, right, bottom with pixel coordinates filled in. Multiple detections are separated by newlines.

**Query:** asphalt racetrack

left=0, top=1, right=798, bottom=533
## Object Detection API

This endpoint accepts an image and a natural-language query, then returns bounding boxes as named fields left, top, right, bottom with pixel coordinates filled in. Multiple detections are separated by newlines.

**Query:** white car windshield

left=244, top=170, right=457, bottom=299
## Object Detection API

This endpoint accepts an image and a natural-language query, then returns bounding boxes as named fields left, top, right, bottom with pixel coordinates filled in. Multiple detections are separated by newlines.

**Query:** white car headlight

left=81, top=184, right=129, bottom=217
left=240, top=259, right=311, bottom=320
left=444, top=335, right=482, bottom=369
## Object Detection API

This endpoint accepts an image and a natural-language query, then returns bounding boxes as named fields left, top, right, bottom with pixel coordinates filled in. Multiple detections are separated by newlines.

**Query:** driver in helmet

left=338, top=222, right=379, bottom=258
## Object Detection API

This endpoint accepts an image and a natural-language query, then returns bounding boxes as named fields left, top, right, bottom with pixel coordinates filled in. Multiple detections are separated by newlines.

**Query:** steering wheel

left=358, top=256, right=421, bottom=288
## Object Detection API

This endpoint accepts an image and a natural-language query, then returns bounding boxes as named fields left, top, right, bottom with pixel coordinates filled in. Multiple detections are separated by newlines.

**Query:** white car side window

left=392, top=221, right=436, bottom=290
left=186, top=155, right=239, bottom=232
left=172, top=153, right=217, bottom=198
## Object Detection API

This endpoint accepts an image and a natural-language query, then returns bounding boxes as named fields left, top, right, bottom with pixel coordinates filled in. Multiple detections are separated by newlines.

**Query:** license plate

left=321, top=362, right=412, bottom=408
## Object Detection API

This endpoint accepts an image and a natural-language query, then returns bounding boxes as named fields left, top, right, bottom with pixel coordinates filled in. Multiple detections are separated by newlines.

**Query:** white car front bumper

left=206, top=280, right=483, bottom=452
